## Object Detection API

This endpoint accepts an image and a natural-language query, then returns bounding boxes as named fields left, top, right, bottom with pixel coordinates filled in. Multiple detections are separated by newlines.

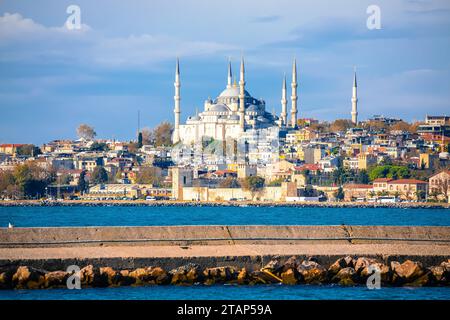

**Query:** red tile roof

left=294, top=164, right=321, bottom=171
left=389, top=179, right=428, bottom=184
left=373, top=178, right=393, bottom=183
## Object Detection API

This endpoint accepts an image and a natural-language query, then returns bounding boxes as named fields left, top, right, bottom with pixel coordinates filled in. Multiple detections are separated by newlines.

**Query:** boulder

left=328, top=256, right=354, bottom=276
left=80, top=265, right=107, bottom=287
left=237, top=268, right=249, bottom=285
left=355, top=258, right=391, bottom=283
left=203, top=266, right=238, bottom=284
left=100, top=267, right=122, bottom=286
left=354, top=257, right=378, bottom=274
left=280, top=268, right=299, bottom=285
left=406, top=272, right=431, bottom=287
left=297, top=261, right=327, bottom=284
left=129, top=267, right=169, bottom=285
left=170, top=263, right=202, bottom=285
left=281, top=256, right=301, bottom=272
left=262, top=259, right=282, bottom=274
left=44, top=271, right=69, bottom=288
left=249, top=270, right=280, bottom=285
left=391, top=260, right=425, bottom=284
left=12, top=266, right=46, bottom=289
left=0, top=268, right=15, bottom=289
left=118, top=270, right=136, bottom=286
left=331, top=267, right=358, bottom=286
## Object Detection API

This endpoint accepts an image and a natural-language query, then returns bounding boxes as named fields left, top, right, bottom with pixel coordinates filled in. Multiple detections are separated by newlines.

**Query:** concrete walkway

left=2, top=243, right=450, bottom=260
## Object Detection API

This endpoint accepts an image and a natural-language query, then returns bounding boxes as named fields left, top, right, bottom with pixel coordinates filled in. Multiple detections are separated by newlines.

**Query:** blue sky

left=0, top=0, right=449, bottom=144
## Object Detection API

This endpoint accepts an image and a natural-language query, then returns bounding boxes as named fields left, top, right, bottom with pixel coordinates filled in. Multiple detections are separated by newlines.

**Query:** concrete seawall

left=1, top=225, right=449, bottom=271
left=2, top=225, right=450, bottom=247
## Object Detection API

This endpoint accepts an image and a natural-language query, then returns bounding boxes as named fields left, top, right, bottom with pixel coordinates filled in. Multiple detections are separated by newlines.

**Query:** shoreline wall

left=0, top=199, right=448, bottom=208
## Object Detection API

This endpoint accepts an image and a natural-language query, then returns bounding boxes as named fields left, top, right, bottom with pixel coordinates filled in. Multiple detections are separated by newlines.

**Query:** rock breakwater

left=1, top=256, right=449, bottom=289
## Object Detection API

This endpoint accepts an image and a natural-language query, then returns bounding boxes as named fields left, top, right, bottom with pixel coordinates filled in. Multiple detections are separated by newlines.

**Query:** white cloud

left=0, top=12, right=236, bottom=68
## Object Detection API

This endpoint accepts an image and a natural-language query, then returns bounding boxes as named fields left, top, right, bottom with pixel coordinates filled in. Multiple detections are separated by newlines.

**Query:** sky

left=0, top=0, right=449, bottom=144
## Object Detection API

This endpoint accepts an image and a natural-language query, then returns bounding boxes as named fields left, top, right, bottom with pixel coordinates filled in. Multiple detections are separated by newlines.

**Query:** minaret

left=280, top=73, right=288, bottom=127
left=290, top=58, right=298, bottom=128
left=173, top=58, right=181, bottom=144
left=239, top=56, right=246, bottom=131
left=227, top=59, right=232, bottom=88
left=351, top=68, right=358, bottom=125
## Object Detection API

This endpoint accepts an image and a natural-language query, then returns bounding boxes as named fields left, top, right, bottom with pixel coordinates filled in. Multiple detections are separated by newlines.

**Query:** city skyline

left=1, top=0, right=450, bottom=144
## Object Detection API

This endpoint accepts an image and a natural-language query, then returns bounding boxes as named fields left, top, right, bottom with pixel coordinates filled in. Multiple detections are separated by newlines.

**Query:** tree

left=357, top=170, right=369, bottom=184
left=0, top=170, right=17, bottom=199
left=137, top=132, right=143, bottom=148
left=141, top=127, right=154, bottom=145
left=77, top=124, right=97, bottom=140
left=12, top=162, right=55, bottom=199
left=267, top=178, right=284, bottom=187
left=89, top=142, right=109, bottom=151
left=16, top=144, right=41, bottom=157
left=90, top=166, right=108, bottom=184
left=390, top=121, right=413, bottom=133
left=219, top=176, right=240, bottom=188
left=334, top=186, right=345, bottom=201
left=368, top=165, right=410, bottom=181
left=240, top=176, right=265, bottom=200
left=135, top=166, right=162, bottom=186
left=330, top=119, right=353, bottom=132
left=153, top=122, right=174, bottom=146
left=77, top=170, right=88, bottom=193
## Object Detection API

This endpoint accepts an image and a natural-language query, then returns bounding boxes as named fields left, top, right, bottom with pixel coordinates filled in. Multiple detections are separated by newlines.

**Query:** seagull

left=8, top=222, right=14, bottom=229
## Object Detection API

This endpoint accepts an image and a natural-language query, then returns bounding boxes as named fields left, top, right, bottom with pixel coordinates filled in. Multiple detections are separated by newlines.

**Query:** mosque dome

left=209, top=104, right=230, bottom=112
left=218, top=86, right=251, bottom=99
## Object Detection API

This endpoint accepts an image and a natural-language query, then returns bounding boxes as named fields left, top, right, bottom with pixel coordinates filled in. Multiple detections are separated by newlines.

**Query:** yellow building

left=358, top=153, right=377, bottom=170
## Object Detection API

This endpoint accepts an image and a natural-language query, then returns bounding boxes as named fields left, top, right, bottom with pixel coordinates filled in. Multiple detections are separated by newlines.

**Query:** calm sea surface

left=1, top=205, right=449, bottom=227
left=0, top=205, right=449, bottom=300
left=1, top=284, right=450, bottom=300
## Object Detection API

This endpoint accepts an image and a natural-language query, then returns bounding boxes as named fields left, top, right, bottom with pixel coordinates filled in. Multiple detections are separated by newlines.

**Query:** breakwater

left=1, top=256, right=449, bottom=289
left=0, top=225, right=449, bottom=289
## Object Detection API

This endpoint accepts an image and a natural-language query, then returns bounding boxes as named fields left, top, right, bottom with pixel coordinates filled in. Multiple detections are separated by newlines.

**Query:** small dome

left=246, top=105, right=259, bottom=112
left=229, top=114, right=240, bottom=120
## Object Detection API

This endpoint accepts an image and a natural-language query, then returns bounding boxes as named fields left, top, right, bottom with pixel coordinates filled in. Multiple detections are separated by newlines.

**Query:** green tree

left=0, top=170, right=17, bottom=199
left=16, top=144, right=41, bottom=157
left=240, top=176, right=265, bottom=200
left=357, top=170, right=369, bottom=184
left=89, top=142, right=109, bottom=151
left=219, top=176, right=240, bottom=188
left=267, top=178, right=284, bottom=187
left=137, top=132, right=143, bottom=148
left=12, top=162, right=55, bottom=198
left=77, top=170, right=88, bottom=193
left=90, top=166, right=108, bottom=184
left=334, top=186, right=345, bottom=201
left=368, top=165, right=410, bottom=181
